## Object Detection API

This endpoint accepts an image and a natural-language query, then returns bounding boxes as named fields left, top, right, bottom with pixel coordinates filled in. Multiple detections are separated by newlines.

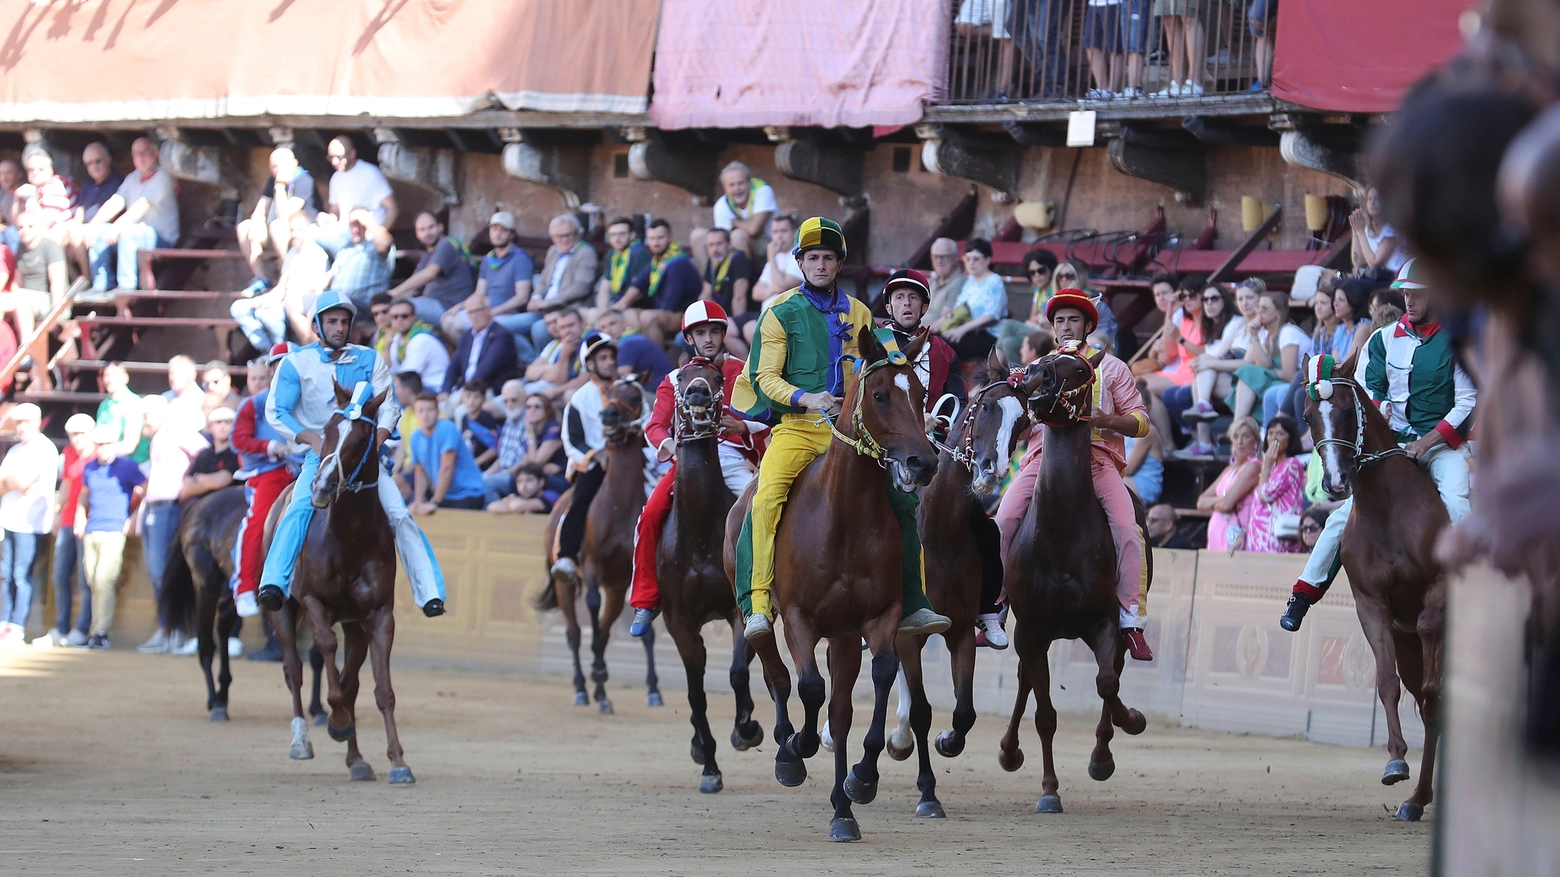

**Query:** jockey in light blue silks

left=255, top=290, right=448, bottom=618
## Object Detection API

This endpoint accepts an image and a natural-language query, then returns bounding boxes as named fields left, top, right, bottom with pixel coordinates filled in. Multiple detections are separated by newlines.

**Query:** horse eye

left=873, top=391, right=887, bottom=404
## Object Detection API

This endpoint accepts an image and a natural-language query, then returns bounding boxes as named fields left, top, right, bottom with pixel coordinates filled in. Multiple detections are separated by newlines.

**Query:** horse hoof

left=829, top=817, right=861, bottom=842
left=647, top=691, right=664, bottom=707
left=1394, top=802, right=1424, bottom=822
left=290, top=741, right=314, bottom=760
left=886, top=737, right=913, bottom=761
left=774, top=760, right=807, bottom=787
left=699, top=773, right=723, bottom=794
left=1035, top=794, right=1064, bottom=814
left=934, top=730, right=965, bottom=758
left=690, top=740, right=707, bottom=766
left=1088, top=759, right=1115, bottom=782
left=388, top=766, right=416, bottom=785
left=1122, top=709, right=1147, bottom=736
left=573, top=692, right=589, bottom=707
left=349, top=762, right=376, bottom=782
left=916, top=800, right=946, bottom=819
left=730, top=723, right=764, bottom=751
left=998, top=748, right=1025, bottom=772
left=312, top=712, right=327, bottom=726
left=597, top=699, right=614, bottom=716
left=326, top=720, right=354, bottom=743
left=210, top=707, right=229, bottom=722
left=1382, top=760, right=1411, bottom=785
left=843, top=770, right=878, bottom=805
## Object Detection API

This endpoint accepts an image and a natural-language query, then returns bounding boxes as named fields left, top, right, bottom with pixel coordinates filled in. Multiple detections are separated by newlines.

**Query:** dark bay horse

left=998, top=346, right=1151, bottom=814
left=888, top=349, right=1030, bottom=819
left=158, top=485, right=325, bottom=724
left=724, top=329, right=938, bottom=842
left=544, top=377, right=661, bottom=714
left=656, top=357, right=762, bottom=793
left=1302, top=352, right=1446, bottom=821
left=265, top=382, right=412, bottom=783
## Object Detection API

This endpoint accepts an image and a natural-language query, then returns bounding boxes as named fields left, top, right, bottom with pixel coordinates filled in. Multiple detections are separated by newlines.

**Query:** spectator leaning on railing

left=86, top=136, right=181, bottom=292
left=63, top=142, right=125, bottom=279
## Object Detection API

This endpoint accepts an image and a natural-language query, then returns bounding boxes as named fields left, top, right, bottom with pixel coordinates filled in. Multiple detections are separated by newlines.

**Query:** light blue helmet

left=311, top=290, right=358, bottom=344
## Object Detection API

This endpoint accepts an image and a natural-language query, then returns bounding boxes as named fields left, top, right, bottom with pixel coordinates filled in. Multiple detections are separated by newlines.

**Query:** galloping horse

left=1302, top=351, right=1445, bottom=821
left=265, top=382, right=413, bottom=783
left=158, top=486, right=326, bottom=724
left=544, top=377, right=662, bottom=714
left=724, top=329, right=938, bottom=842
left=889, top=349, right=1030, bottom=818
left=998, top=346, right=1151, bottom=814
left=656, top=358, right=763, bottom=793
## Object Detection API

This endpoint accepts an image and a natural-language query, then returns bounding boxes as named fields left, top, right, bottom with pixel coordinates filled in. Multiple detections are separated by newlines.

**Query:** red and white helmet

left=266, top=342, right=294, bottom=364
left=681, top=300, right=730, bottom=336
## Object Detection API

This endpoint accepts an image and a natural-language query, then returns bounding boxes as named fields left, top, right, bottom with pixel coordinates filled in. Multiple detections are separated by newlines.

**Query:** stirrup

left=743, top=613, right=772, bottom=642
left=1280, top=594, right=1312, bottom=632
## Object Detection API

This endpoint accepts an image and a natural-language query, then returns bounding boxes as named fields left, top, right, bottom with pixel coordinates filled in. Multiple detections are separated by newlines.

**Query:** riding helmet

left=577, top=329, right=619, bottom=371
left=1389, top=258, right=1427, bottom=290
left=680, top=300, right=730, bottom=338
left=793, top=216, right=847, bottom=262
left=310, top=289, right=359, bottom=339
left=883, top=268, right=931, bottom=305
left=1044, top=288, right=1099, bottom=326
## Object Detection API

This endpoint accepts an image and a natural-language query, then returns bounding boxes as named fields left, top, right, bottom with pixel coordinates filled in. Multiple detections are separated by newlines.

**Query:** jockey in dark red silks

left=628, top=301, right=768, bottom=636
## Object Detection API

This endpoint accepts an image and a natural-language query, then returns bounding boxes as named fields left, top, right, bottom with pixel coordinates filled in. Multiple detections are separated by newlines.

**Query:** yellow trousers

left=736, top=415, right=832, bottom=620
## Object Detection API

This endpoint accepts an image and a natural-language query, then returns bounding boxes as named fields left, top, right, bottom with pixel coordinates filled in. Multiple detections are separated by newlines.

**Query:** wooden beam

left=1207, top=205, right=1284, bottom=285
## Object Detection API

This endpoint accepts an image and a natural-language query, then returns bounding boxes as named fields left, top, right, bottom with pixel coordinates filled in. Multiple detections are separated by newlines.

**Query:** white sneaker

left=1115, top=86, right=1143, bottom=100
left=65, top=629, right=89, bottom=648
left=227, top=637, right=243, bottom=658
left=1153, top=80, right=1181, bottom=98
left=1183, top=80, right=1205, bottom=96
left=235, top=591, right=260, bottom=618
left=976, top=613, right=1010, bottom=649
left=138, top=629, right=171, bottom=654
left=172, top=635, right=199, bottom=656
left=0, top=623, right=23, bottom=647
left=31, top=629, right=63, bottom=649
left=743, top=614, right=773, bottom=642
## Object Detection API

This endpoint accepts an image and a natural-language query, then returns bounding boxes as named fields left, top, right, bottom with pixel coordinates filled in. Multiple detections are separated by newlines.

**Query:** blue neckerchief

left=800, top=282, right=854, bottom=397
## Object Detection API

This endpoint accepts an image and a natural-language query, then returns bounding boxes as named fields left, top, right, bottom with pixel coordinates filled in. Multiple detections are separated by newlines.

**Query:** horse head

left=840, top=327, right=938, bottom=491
left=1303, top=350, right=1384, bottom=500
left=673, top=356, right=724, bottom=443
left=600, top=374, right=648, bottom=445
left=311, top=380, right=387, bottom=508
left=1020, top=342, right=1098, bottom=427
left=957, top=347, right=1032, bottom=496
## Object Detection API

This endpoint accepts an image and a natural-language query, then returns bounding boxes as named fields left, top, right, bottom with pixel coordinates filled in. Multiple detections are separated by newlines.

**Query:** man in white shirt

left=711, top=161, right=777, bottom=258
left=744, top=213, right=804, bottom=347
left=85, top=137, right=180, bottom=291
left=387, top=298, right=450, bottom=393
left=0, top=404, right=59, bottom=645
left=231, top=211, right=329, bottom=350
left=316, top=136, right=398, bottom=255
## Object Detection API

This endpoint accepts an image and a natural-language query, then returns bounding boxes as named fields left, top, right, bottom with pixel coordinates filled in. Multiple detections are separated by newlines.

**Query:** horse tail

left=157, top=533, right=198, bottom=639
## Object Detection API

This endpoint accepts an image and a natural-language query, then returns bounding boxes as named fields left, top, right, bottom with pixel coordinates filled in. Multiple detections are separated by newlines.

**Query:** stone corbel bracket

left=773, top=132, right=867, bottom=207
left=499, top=128, right=590, bottom=210
left=1272, top=114, right=1362, bottom=190
left=1106, top=124, right=1208, bottom=205
left=916, top=123, right=1022, bottom=202
left=624, top=128, right=720, bottom=206
left=154, top=126, right=245, bottom=200
left=375, top=128, right=461, bottom=206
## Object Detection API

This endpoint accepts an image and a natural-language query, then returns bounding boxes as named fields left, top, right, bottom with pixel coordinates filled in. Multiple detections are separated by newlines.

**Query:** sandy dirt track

left=0, top=649, right=1429, bottom=875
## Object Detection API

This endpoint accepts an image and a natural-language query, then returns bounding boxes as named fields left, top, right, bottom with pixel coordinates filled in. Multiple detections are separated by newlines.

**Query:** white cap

left=207, top=407, right=237, bottom=423
left=489, top=211, right=516, bottom=231
left=65, top=413, right=96, bottom=434
left=8, top=403, right=41, bottom=422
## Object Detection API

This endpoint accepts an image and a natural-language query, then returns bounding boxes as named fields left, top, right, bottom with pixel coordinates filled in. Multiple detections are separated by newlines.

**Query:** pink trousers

left=995, top=447, right=1146, bottom=617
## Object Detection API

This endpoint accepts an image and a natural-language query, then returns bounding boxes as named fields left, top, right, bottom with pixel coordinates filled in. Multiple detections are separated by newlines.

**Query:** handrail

left=0, top=280, right=84, bottom=393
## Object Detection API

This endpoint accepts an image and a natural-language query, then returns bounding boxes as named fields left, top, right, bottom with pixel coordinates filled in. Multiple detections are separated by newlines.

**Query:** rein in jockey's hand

left=297, top=429, right=324, bottom=456
left=1404, top=432, right=1445, bottom=459
left=798, top=392, right=842, bottom=417
left=720, top=413, right=746, bottom=435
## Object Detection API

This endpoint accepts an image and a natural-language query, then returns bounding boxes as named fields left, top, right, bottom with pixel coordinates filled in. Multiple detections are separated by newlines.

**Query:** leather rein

left=1312, top=377, right=1409, bottom=470
left=672, top=357, right=721, bottom=445
left=1026, top=347, right=1097, bottom=426
left=830, top=353, right=907, bottom=467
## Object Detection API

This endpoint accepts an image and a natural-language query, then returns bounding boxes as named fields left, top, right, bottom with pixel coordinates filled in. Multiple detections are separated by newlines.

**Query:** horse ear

left=986, top=345, right=1009, bottom=378
left=1335, top=347, right=1361, bottom=380
left=857, top=324, right=888, bottom=365
left=332, top=380, right=352, bottom=408
left=900, top=329, right=928, bottom=364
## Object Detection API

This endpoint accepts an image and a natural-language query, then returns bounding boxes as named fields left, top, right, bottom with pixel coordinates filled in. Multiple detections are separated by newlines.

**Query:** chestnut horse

left=887, top=349, right=1030, bottom=819
left=997, top=347, right=1151, bottom=814
left=724, top=329, right=938, bottom=842
left=656, top=357, right=763, bottom=793
left=265, top=382, right=412, bottom=783
left=1302, top=351, right=1446, bottom=821
left=544, top=377, right=661, bottom=714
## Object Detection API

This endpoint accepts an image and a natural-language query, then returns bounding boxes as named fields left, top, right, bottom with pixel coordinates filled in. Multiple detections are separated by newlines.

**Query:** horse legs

left=338, top=621, right=375, bottom=782
left=752, top=630, right=801, bottom=786
left=937, top=627, right=980, bottom=759
left=367, top=607, right=414, bottom=784
left=640, top=618, right=663, bottom=707
left=728, top=624, right=764, bottom=752
left=212, top=603, right=237, bottom=722
left=898, top=635, right=944, bottom=818
left=303, top=599, right=350, bottom=745
left=1356, top=598, right=1413, bottom=786
left=1029, top=645, right=1064, bottom=813
left=586, top=578, right=613, bottom=714
left=197, top=575, right=222, bottom=720
left=308, top=645, right=327, bottom=725
left=1087, top=622, right=1146, bottom=783
left=1399, top=608, right=1445, bottom=822
left=667, top=617, right=722, bottom=792
left=554, top=575, right=587, bottom=706
left=997, top=660, right=1032, bottom=773
left=783, top=616, right=826, bottom=762
left=825, top=633, right=866, bottom=842
left=273, top=603, right=312, bottom=760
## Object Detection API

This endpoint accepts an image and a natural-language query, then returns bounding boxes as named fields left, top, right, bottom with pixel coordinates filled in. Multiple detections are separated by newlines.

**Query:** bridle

left=1311, top=376, right=1408, bottom=470
left=601, top=375, right=646, bottom=444
left=317, top=401, right=378, bottom=498
left=830, top=352, right=906, bottom=467
left=935, top=371, right=1023, bottom=469
left=672, top=357, right=721, bottom=445
left=1024, top=347, right=1096, bottom=425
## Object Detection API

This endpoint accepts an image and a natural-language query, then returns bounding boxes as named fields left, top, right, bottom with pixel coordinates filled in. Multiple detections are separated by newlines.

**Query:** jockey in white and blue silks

left=255, top=290, right=448, bottom=618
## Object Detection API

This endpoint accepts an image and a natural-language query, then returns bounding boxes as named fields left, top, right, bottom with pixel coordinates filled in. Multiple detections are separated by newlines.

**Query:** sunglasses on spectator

left=1202, top=294, right=1222, bottom=303
left=391, top=311, right=414, bottom=320
left=1028, top=267, right=1049, bottom=276
left=1176, top=291, right=1192, bottom=300
left=931, top=253, right=957, bottom=260
left=524, top=403, right=544, bottom=410
left=1300, top=523, right=1323, bottom=533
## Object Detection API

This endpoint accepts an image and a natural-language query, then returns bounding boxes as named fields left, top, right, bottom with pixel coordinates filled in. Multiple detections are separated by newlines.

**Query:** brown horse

left=724, top=329, right=938, bottom=842
left=1302, top=351, right=1446, bottom=821
left=997, top=347, right=1151, bottom=814
left=656, top=357, right=763, bottom=793
left=888, top=349, right=1030, bottom=819
left=544, top=377, right=661, bottom=714
left=265, top=382, right=412, bottom=783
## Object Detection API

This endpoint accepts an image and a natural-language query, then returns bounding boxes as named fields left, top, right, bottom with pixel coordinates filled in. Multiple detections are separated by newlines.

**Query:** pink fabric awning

left=649, top=0, right=951, bottom=130
left=0, top=0, right=658, bottom=124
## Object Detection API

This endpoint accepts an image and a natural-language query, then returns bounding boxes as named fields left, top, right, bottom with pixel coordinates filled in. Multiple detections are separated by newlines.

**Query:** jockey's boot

left=743, top=613, right=772, bottom=642
left=899, top=608, right=952, bottom=636
left=256, top=585, right=285, bottom=613
left=550, top=557, right=581, bottom=588
left=1123, top=628, right=1153, bottom=661
left=629, top=608, right=659, bottom=638
left=421, top=599, right=446, bottom=618
left=976, top=612, right=1009, bottom=649
left=1280, top=593, right=1312, bottom=632
left=235, top=590, right=260, bottom=618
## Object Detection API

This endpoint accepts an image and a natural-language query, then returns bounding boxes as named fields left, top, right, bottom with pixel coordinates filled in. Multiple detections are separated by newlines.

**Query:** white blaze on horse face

left=894, top=373, right=914, bottom=410
left=1317, top=398, right=1344, bottom=489
left=994, top=396, right=1024, bottom=465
